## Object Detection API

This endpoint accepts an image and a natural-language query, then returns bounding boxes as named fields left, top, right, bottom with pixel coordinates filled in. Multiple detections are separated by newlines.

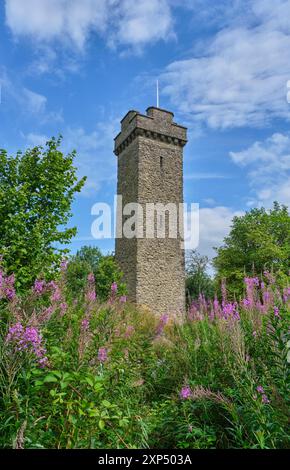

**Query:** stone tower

left=114, top=107, right=187, bottom=316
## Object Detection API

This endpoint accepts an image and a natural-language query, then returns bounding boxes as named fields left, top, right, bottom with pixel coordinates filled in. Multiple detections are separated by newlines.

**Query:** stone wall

left=115, top=107, right=187, bottom=316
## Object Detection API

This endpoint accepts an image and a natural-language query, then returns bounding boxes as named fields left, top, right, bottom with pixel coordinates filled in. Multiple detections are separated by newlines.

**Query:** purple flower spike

left=180, top=386, right=192, bottom=400
left=98, top=347, right=107, bottom=363
left=111, top=282, right=118, bottom=294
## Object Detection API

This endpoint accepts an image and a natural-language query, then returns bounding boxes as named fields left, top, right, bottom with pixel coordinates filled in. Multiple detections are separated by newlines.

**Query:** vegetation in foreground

left=0, top=140, right=289, bottom=449
left=0, top=263, right=289, bottom=449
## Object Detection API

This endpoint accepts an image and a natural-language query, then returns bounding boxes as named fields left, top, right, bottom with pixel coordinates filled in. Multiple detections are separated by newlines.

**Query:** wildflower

left=60, top=259, right=68, bottom=271
left=180, top=386, right=192, bottom=400
left=81, top=318, right=90, bottom=331
left=274, top=306, right=280, bottom=318
left=188, top=302, right=204, bottom=321
left=86, top=290, right=96, bottom=302
left=33, top=279, right=46, bottom=295
left=87, top=272, right=95, bottom=283
left=253, top=330, right=257, bottom=337
left=256, top=385, right=264, bottom=394
left=0, top=272, right=3, bottom=294
left=38, top=306, right=55, bottom=324
left=59, top=302, right=67, bottom=317
left=262, top=394, right=270, bottom=404
left=222, top=302, right=239, bottom=320
left=6, top=273, right=15, bottom=287
left=6, top=322, right=23, bottom=342
left=264, top=271, right=275, bottom=284
left=120, top=295, right=127, bottom=303
left=6, top=323, right=48, bottom=367
left=242, top=298, right=251, bottom=308
left=98, top=347, right=107, bottom=363
left=5, top=287, right=16, bottom=300
left=283, top=287, right=290, bottom=303
left=51, top=287, right=61, bottom=303
left=156, top=313, right=169, bottom=335
left=111, top=282, right=118, bottom=294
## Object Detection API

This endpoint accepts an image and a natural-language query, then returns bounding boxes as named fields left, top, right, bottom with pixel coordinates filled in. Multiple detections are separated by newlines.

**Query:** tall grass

left=0, top=264, right=289, bottom=448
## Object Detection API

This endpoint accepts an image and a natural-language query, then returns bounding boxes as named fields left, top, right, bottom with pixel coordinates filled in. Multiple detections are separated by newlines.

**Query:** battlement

left=114, top=107, right=187, bottom=156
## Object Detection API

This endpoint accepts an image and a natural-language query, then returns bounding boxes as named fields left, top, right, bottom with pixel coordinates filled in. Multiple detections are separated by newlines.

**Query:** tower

left=114, top=107, right=187, bottom=316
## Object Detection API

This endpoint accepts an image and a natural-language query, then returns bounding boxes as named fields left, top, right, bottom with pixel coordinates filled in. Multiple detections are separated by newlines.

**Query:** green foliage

left=95, top=256, right=126, bottom=301
left=186, top=250, right=214, bottom=304
left=0, top=265, right=289, bottom=449
left=213, top=202, right=290, bottom=298
left=0, top=137, right=86, bottom=289
left=66, top=246, right=126, bottom=301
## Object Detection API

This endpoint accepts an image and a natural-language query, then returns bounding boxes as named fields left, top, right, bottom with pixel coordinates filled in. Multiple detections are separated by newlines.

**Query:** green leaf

left=98, top=419, right=105, bottom=430
left=43, top=375, right=58, bottom=383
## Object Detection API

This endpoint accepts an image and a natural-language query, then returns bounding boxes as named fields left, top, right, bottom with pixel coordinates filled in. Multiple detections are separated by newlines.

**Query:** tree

left=213, top=202, right=290, bottom=297
left=185, top=250, right=214, bottom=303
left=0, top=137, right=86, bottom=289
left=66, top=247, right=126, bottom=301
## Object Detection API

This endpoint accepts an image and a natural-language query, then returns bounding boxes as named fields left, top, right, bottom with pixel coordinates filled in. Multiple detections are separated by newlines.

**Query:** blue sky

left=1, top=0, right=290, bottom=259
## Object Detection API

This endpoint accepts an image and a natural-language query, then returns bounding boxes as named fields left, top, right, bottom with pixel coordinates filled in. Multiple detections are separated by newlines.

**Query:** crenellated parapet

left=114, top=107, right=187, bottom=156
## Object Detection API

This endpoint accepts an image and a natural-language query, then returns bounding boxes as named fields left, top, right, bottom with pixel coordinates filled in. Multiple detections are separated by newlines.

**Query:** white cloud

left=197, top=206, right=243, bottom=259
left=22, top=88, right=47, bottom=114
left=25, top=132, right=48, bottom=146
left=184, top=204, right=243, bottom=258
left=5, top=0, right=108, bottom=50
left=230, top=132, right=290, bottom=207
left=5, top=0, right=173, bottom=52
left=160, top=0, right=290, bottom=128
left=108, top=0, right=174, bottom=51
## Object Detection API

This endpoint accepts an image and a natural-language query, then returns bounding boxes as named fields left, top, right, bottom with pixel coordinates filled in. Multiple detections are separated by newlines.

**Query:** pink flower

left=120, top=295, right=127, bottom=303
left=111, top=282, right=118, bottom=294
left=4, top=287, right=16, bottom=300
left=274, top=306, right=280, bottom=318
left=59, top=302, right=67, bottom=317
left=262, top=394, right=270, bottom=404
left=242, top=298, right=251, bottom=308
left=38, top=306, right=55, bottom=324
left=256, top=385, right=264, bottom=394
left=51, top=287, right=61, bottom=302
left=6, top=323, right=48, bottom=367
left=156, top=313, right=169, bottom=335
left=33, top=279, right=46, bottom=295
left=180, top=386, right=192, bottom=400
left=60, top=259, right=68, bottom=271
left=87, top=272, right=95, bottom=283
left=86, top=290, right=96, bottom=302
left=98, top=347, right=107, bottom=363
left=81, top=318, right=90, bottom=331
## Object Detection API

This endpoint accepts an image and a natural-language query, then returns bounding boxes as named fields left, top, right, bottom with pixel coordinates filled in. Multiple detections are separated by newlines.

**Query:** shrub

left=0, top=261, right=289, bottom=449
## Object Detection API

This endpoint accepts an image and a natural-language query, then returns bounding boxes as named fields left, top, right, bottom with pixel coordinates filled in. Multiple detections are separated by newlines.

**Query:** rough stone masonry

left=114, top=106, right=187, bottom=316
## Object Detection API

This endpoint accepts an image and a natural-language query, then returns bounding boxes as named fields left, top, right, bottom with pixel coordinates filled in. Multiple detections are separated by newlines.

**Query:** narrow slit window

left=160, top=156, right=163, bottom=171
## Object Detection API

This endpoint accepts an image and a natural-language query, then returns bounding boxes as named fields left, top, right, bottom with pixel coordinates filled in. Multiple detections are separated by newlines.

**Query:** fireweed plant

left=0, top=260, right=289, bottom=449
